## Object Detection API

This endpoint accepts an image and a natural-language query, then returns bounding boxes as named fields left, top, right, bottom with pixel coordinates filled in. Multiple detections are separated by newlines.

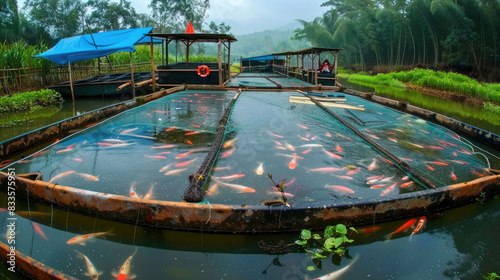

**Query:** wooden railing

left=0, top=61, right=159, bottom=96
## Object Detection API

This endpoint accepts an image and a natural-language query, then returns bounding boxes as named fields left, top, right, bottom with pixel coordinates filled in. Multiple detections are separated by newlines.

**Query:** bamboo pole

left=68, top=61, right=76, bottom=116
left=218, top=40, right=223, bottom=85
left=150, top=36, right=156, bottom=92
left=130, top=52, right=135, bottom=98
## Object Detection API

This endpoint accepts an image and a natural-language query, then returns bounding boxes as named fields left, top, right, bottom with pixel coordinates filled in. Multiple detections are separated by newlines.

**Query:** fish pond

left=1, top=87, right=500, bottom=279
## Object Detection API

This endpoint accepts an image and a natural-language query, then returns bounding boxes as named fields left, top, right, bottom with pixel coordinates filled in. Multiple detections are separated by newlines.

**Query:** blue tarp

left=241, top=55, right=274, bottom=62
left=35, top=27, right=155, bottom=65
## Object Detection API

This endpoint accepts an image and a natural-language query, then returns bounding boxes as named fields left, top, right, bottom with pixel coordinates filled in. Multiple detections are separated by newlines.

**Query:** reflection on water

left=339, top=78, right=500, bottom=135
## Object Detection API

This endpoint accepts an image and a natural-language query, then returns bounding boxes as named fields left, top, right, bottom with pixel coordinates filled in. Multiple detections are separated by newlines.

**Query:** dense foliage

left=0, top=89, right=63, bottom=113
left=294, top=0, right=500, bottom=79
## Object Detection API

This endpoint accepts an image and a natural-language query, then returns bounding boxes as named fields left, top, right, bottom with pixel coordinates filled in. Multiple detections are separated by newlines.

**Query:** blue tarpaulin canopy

left=35, top=27, right=155, bottom=65
left=241, top=55, right=274, bottom=62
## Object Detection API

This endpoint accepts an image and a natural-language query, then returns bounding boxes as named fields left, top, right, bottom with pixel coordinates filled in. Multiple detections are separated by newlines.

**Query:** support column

left=150, top=36, right=156, bottom=92
left=130, top=52, right=135, bottom=98
left=218, top=40, right=223, bottom=85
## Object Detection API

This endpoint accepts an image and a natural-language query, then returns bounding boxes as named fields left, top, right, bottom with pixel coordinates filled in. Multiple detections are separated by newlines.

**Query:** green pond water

left=1, top=77, right=500, bottom=279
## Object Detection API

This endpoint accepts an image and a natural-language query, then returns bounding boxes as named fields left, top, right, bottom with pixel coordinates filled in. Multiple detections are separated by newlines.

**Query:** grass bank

left=338, top=68, right=500, bottom=113
left=0, top=89, right=63, bottom=114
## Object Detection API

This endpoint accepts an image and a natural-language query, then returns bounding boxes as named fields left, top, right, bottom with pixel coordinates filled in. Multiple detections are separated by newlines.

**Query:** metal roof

left=272, top=47, right=342, bottom=56
left=145, top=33, right=237, bottom=43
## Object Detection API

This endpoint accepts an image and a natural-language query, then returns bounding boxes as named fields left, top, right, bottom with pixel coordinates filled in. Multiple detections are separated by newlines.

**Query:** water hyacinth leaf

left=323, top=237, right=336, bottom=250
left=295, top=239, right=307, bottom=246
left=313, top=234, right=321, bottom=240
left=301, top=229, right=312, bottom=240
left=335, top=224, right=347, bottom=235
left=324, top=225, right=335, bottom=238
left=349, top=227, right=357, bottom=233
left=307, top=266, right=315, bottom=271
left=333, top=237, right=344, bottom=248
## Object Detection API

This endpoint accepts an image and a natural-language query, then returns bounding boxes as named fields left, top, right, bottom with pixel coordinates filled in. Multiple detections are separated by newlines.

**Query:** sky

left=17, top=0, right=328, bottom=36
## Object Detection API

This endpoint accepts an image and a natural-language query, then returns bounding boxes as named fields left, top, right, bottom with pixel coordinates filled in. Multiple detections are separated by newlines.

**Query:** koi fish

left=33, top=223, right=48, bottom=240
left=211, top=174, right=245, bottom=180
left=284, top=178, right=296, bottom=187
left=164, top=168, right=187, bottom=176
left=67, top=229, right=114, bottom=245
left=164, top=127, right=177, bottom=132
left=175, top=157, right=198, bottom=168
left=380, top=182, right=398, bottom=197
left=306, top=133, right=311, bottom=138
left=449, top=160, right=469, bottom=165
left=152, top=144, right=175, bottom=149
left=267, top=191, right=295, bottom=197
left=273, top=140, right=282, bottom=146
left=176, top=148, right=205, bottom=159
left=255, top=163, right=264, bottom=175
left=298, top=135, right=310, bottom=141
left=400, top=181, right=414, bottom=188
left=186, top=140, right=193, bottom=145
left=302, top=148, right=312, bottom=154
left=72, top=158, right=83, bottom=162
left=144, top=155, right=167, bottom=160
left=336, top=144, right=342, bottom=152
left=425, top=165, right=435, bottom=171
left=370, top=184, right=386, bottom=189
left=388, top=137, right=398, bottom=143
left=267, top=132, right=284, bottom=138
left=333, top=175, right=353, bottom=180
left=102, top=139, right=127, bottom=144
left=212, top=166, right=231, bottom=171
left=56, top=144, right=76, bottom=153
left=305, top=167, right=341, bottom=173
left=311, top=135, right=318, bottom=140
left=408, top=142, right=424, bottom=149
left=410, top=216, right=427, bottom=239
left=471, top=170, right=484, bottom=177
left=129, top=182, right=140, bottom=198
left=367, top=158, right=377, bottom=171
left=143, top=184, right=155, bottom=200
left=111, top=249, right=137, bottom=280
left=325, top=185, right=355, bottom=194
left=299, top=144, right=323, bottom=148
left=309, top=254, right=359, bottom=280
left=386, top=218, right=417, bottom=240
left=367, top=133, right=380, bottom=140
left=366, top=175, right=384, bottom=184
left=288, top=154, right=299, bottom=169
left=120, top=128, right=138, bottom=134
left=380, top=174, right=396, bottom=182
left=222, top=138, right=238, bottom=148
left=159, top=163, right=174, bottom=173
left=426, top=146, right=444, bottom=150
left=76, top=173, right=99, bottom=181
left=74, top=250, right=102, bottom=280
left=212, top=179, right=256, bottom=193
left=185, top=131, right=201, bottom=136
left=451, top=169, right=457, bottom=181
left=322, top=148, right=342, bottom=159
left=326, top=132, right=332, bottom=137
left=206, top=183, right=219, bottom=196
left=297, top=123, right=309, bottom=129
left=153, top=110, right=170, bottom=113
left=49, top=170, right=76, bottom=183
left=358, top=226, right=382, bottom=234
left=425, top=161, right=448, bottom=166
left=284, top=141, right=296, bottom=151
left=221, top=146, right=235, bottom=158
left=191, top=123, right=201, bottom=128
left=347, top=167, right=361, bottom=175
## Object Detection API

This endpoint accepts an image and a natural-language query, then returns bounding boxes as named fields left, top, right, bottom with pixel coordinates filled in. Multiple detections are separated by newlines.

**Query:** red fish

left=164, top=127, right=176, bottom=132
left=336, top=144, right=342, bottom=152
left=111, top=249, right=137, bottom=280
left=326, top=132, right=332, bottom=137
left=33, top=223, right=48, bottom=240
left=380, top=182, right=398, bottom=197
left=302, top=148, right=312, bottom=154
left=222, top=146, right=235, bottom=158
left=386, top=218, right=417, bottom=240
left=370, top=184, right=386, bottom=189
left=451, top=169, right=457, bottom=181
left=176, top=148, right=204, bottom=159
left=425, top=161, right=448, bottom=166
left=425, top=165, right=435, bottom=171
left=400, top=181, right=414, bottom=188
left=191, top=123, right=201, bottom=128
left=144, top=155, right=167, bottom=160
left=346, top=167, right=361, bottom=176
left=471, top=170, right=484, bottom=177
left=288, top=154, right=299, bottom=169
left=175, top=157, right=198, bottom=167
left=186, top=140, right=193, bottom=145
left=411, top=216, right=426, bottom=238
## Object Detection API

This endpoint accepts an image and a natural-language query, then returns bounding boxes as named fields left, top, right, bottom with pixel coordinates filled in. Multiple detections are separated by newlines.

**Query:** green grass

left=230, top=62, right=240, bottom=73
left=0, top=89, right=63, bottom=114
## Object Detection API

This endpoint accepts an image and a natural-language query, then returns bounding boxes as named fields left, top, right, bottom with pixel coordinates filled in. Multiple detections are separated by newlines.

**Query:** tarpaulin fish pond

left=1, top=89, right=500, bottom=233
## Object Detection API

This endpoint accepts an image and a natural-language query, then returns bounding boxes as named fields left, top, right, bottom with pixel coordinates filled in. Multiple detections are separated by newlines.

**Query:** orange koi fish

left=284, top=178, right=296, bottom=187
left=221, top=146, right=235, bottom=158
left=288, top=154, right=299, bottom=169
left=400, top=181, right=414, bottom=188
left=98, top=142, right=115, bottom=146
left=367, top=133, right=380, bottom=140
left=471, top=170, right=484, bottom=177
left=112, top=249, right=137, bottom=280
left=144, top=155, right=167, bottom=160
left=67, top=229, right=114, bottom=245
left=296, top=123, right=309, bottom=129
left=336, top=144, right=342, bottom=152
left=370, top=184, right=386, bottom=189
left=71, top=158, right=83, bottom=162
left=152, top=144, right=175, bottom=149
left=176, top=148, right=205, bottom=159
left=306, top=133, right=311, bottom=138
left=273, top=140, right=282, bottom=146
left=212, top=166, right=231, bottom=171
left=211, top=174, right=245, bottom=180
left=298, top=135, right=310, bottom=141
left=120, top=127, right=138, bottom=134
left=159, top=163, right=174, bottom=173
left=410, top=216, right=426, bottom=238
left=326, top=132, right=332, bottom=137
left=191, top=123, right=201, bottom=128
left=333, top=175, right=353, bottom=180
left=386, top=218, right=417, bottom=240
left=325, top=185, right=355, bottom=194
left=222, top=137, right=238, bottom=148
left=358, top=226, right=382, bottom=234
left=76, top=173, right=99, bottom=181
left=164, top=127, right=177, bottom=132
left=311, top=135, right=318, bottom=140
left=347, top=167, right=361, bottom=176
left=212, top=179, right=256, bottom=193
left=426, top=146, right=445, bottom=150
left=33, top=223, right=48, bottom=240
left=425, top=161, right=448, bottom=166
left=206, top=183, right=219, bottom=196
left=185, top=131, right=201, bottom=136
left=186, top=140, right=193, bottom=145
left=164, top=168, right=187, bottom=176
left=380, top=157, right=394, bottom=165
left=176, top=158, right=197, bottom=168
left=267, top=132, right=284, bottom=138
left=49, top=170, right=76, bottom=183
left=56, top=144, right=76, bottom=154
left=302, top=148, right=312, bottom=154
left=451, top=169, right=457, bottom=181
left=380, top=182, right=398, bottom=197
left=322, top=148, right=342, bottom=159
left=425, top=165, right=435, bottom=171
left=74, top=250, right=102, bottom=280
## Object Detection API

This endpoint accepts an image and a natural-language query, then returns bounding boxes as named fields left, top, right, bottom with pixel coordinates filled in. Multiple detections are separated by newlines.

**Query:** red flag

left=185, top=21, right=195, bottom=34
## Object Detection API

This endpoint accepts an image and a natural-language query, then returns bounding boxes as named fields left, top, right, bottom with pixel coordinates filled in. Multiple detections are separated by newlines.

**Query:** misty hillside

left=204, top=25, right=311, bottom=61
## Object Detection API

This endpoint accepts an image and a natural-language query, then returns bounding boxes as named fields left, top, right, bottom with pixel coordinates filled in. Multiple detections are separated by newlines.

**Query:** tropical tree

left=0, top=0, right=20, bottom=42
left=86, top=0, right=139, bottom=32
left=148, top=0, right=210, bottom=33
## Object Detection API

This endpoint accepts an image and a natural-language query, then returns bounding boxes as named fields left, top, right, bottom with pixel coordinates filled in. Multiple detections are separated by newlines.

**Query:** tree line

left=293, top=0, right=500, bottom=81
left=0, top=0, right=230, bottom=46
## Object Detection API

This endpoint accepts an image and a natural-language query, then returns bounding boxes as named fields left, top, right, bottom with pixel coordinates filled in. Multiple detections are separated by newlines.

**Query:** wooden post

left=150, top=36, right=156, bottom=92
left=162, top=40, right=165, bottom=65
left=227, top=42, right=231, bottom=81
left=334, top=52, right=338, bottom=80
left=166, top=40, right=169, bottom=65
left=186, top=40, right=190, bottom=65
left=130, top=52, right=135, bottom=98
left=68, top=61, right=76, bottom=116
left=218, top=40, right=223, bottom=85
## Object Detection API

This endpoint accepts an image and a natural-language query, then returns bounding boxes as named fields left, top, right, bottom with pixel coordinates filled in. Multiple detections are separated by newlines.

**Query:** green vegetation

left=484, top=102, right=500, bottom=114
left=342, top=69, right=500, bottom=103
left=295, top=224, right=356, bottom=271
left=230, top=62, right=240, bottom=74
left=483, top=272, right=500, bottom=280
left=0, top=104, right=62, bottom=126
left=0, top=41, right=50, bottom=69
left=0, top=89, right=63, bottom=113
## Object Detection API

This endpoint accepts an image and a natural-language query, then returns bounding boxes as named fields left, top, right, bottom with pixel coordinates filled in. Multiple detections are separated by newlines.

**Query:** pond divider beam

left=342, top=88, right=500, bottom=149
left=297, top=90, right=437, bottom=190
left=0, top=85, right=186, bottom=160
left=0, top=241, right=77, bottom=280
left=182, top=89, right=241, bottom=202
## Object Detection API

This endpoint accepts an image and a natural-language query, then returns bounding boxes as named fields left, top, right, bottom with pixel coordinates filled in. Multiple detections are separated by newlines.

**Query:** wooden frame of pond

left=1, top=83, right=500, bottom=280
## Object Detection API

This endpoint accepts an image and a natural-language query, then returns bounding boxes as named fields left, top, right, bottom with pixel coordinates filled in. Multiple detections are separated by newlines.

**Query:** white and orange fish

left=308, top=254, right=359, bottom=280
left=288, top=154, right=299, bottom=169
left=159, top=163, right=174, bottom=173
left=267, top=132, right=284, bottom=138
left=76, top=172, right=99, bottom=181
left=305, top=167, right=341, bottom=173
left=67, top=229, right=114, bottom=245
left=129, top=182, right=140, bottom=198
left=346, top=167, right=361, bottom=176
left=175, top=157, right=198, bottom=168
left=212, top=179, right=256, bottom=193
left=33, top=223, right=48, bottom=240
left=297, top=123, right=309, bottom=129
left=152, top=144, right=175, bottom=149
left=380, top=182, right=398, bottom=197
left=74, top=250, right=102, bottom=280
left=266, top=191, right=295, bottom=197
left=164, top=168, right=188, bottom=176
left=255, top=163, right=264, bottom=175
left=222, top=137, right=238, bottom=148
left=142, top=184, right=155, bottom=200
left=367, top=158, right=378, bottom=171
left=322, top=148, right=342, bottom=159
left=400, top=181, right=414, bottom=188
left=175, top=148, right=205, bottom=159
left=49, top=170, right=76, bottom=183
left=221, top=146, right=236, bottom=158
left=120, top=128, right=138, bottom=134
left=451, top=169, right=457, bottom=181
left=284, top=141, right=296, bottom=151
left=111, top=249, right=137, bottom=280
left=325, top=185, right=355, bottom=194
left=211, top=174, right=245, bottom=180
left=206, top=183, right=219, bottom=196
left=56, top=144, right=76, bottom=154
left=410, top=216, right=427, bottom=240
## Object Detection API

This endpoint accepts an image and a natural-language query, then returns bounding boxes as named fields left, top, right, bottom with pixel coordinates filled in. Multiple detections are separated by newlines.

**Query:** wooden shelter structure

left=145, top=33, right=237, bottom=90
left=272, top=47, right=342, bottom=85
